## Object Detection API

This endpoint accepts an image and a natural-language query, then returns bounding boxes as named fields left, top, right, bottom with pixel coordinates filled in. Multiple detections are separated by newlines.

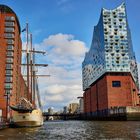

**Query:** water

left=0, top=120, right=140, bottom=139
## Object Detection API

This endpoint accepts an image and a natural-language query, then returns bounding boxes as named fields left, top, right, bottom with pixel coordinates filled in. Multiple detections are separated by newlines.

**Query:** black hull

left=10, top=106, right=33, bottom=113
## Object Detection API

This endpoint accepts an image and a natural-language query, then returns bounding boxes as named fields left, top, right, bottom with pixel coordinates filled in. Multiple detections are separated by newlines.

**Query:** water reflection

left=0, top=121, right=140, bottom=139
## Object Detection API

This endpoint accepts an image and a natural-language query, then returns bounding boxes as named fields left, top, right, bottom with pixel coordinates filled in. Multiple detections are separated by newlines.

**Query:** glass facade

left=82, top=3, right=139, bottom=90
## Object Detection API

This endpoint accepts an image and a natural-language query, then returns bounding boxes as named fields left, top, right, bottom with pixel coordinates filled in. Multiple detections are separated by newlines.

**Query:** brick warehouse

left=82, top=3, right=140, bottom=119
left=0, top=5, right=27, bottom=121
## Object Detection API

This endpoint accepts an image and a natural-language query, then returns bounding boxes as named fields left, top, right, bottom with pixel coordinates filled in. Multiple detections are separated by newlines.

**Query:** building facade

left=68, top=103, right=79, bottom=114
left=63, top=106, right=68, bottom=114
left=82, top=3, right=140, bottom=117
left=0, top=5, right=27, bottom=120
left=78, top=97, right=84, bottom=113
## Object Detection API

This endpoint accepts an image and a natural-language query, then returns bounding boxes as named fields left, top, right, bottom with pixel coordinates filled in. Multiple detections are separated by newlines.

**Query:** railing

left=5, top=33, right=14, bottom=39
left=7, top=39, right=14, bottom=45
left=5, top=16, right=15, bottom=21
left=5, top=22, right=15, bottom=27
left=5, top=28, right=15, bottom=32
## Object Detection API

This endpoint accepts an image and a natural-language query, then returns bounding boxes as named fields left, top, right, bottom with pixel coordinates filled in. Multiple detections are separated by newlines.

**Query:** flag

left=21, top=27, right=26, bottom=32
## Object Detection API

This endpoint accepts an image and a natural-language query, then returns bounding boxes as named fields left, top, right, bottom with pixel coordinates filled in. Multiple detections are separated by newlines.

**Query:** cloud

left=34, top=33, right=87, bottom=67
left=45, top=94, right=64, bottom=102
left=33, top=33, right=87, bottom=111
left=46, top=84, right=67, bottom=94
left=42, top=33, right=87, bottom=56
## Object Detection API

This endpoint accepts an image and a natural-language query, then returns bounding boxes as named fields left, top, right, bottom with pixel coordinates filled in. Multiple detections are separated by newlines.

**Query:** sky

left=1, top=0, right=140, bottom=111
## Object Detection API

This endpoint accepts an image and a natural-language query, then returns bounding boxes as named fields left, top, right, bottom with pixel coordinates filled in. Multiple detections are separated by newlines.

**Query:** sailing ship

left=10, top=23, right=47, bottom=127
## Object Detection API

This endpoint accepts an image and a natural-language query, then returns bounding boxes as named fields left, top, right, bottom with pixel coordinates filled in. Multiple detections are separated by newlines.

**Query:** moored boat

left=12, top=109, right=43, bottom=127
left=10, top=97, right=43, bottom=127
left=10, top=23, right=47, bottom=127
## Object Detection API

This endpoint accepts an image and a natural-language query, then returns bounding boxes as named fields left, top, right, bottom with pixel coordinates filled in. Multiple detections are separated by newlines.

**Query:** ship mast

left=30, top=34, right=33, bottom=104
left=26, top=23, right=30, bottom=101
left=22, top=23, right=49, bottom=109
left=32, top=47, right=35, bottom=107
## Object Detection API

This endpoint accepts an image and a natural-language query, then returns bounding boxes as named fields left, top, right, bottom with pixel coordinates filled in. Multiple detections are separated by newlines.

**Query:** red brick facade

left=0, top=5, right=27, bottom=120
left=83, top=72, right=140, bottom=115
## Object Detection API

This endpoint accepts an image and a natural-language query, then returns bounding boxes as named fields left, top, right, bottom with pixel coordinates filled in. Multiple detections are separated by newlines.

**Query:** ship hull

left=11, top=109, right=43, bottom=127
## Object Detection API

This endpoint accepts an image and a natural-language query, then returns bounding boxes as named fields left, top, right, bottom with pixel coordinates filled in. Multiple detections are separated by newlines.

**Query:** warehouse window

left=112, top=81, right=121, bottom=87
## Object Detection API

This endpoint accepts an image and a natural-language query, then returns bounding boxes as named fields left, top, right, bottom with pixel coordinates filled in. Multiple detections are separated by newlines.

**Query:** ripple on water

left=0, top=121, right=140, bottom=139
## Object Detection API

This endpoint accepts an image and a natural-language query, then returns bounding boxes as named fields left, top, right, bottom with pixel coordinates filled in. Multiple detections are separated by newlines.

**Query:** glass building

left=82, top=3, right=139, bottom=91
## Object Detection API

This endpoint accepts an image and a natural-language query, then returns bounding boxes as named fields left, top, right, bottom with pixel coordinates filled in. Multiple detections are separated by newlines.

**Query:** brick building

left=0, top=5, right=27, bottom=120
left=82, top=3, right=140, bottom=118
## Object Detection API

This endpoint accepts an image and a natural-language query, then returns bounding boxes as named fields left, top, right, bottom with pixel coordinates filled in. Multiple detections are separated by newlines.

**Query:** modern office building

left=0, top=5, right=27, bottom=120
left=82, top=3, right=140, bottom=118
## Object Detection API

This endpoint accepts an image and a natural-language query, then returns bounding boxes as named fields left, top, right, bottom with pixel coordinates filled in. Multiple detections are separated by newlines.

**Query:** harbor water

left=0, top=120, right=140, bottom=139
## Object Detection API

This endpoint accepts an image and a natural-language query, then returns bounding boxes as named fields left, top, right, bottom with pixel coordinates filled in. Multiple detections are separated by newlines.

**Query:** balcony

left=5, top=89, right=12, bottom=94
left=5, top=83, right=12, bottom=89
left=5, top=76, right=13, bottom=83
left=7, top=39, right=14, bottom=45
left=6, top=58, right=14, bottom=63
left=6, top=64, right=13, bottom=69
left=5, top=27, right=14, bottom=33
left=5, top=22, right=15, bottom=27
left=5, top=16, right=15, bottom=21
left=5, top=33, right=14, bottom=39
left=6, top=70, right=13, bottom=76
left=7, top=45, right=14, bottom=50
left=6, top=51, right=14, bottom=57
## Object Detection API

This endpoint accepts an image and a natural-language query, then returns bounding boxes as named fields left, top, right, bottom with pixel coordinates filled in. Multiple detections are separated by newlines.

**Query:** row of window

left=106, top=64, right=129, bottom=67
left=4, top=16, right=16, bottom=94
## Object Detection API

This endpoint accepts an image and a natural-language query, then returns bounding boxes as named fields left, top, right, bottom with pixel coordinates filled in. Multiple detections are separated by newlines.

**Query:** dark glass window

left=112, top=81, right=121, bottom=87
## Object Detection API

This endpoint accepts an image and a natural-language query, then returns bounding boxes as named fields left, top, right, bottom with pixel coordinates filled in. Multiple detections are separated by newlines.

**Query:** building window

left=5, top=76, right=12, bottom=82
left=5, top=16, right=15, bottom=21
left=7, top=45, right=14, bottom=50
left=5, top=22, right=15, bottom=27
left=7, top=39, right=14, bottom=44
left=5, top=27, right=14, bottom=32
left=6, top=58, right=13, bottom=63
left=112, top=81, right=121, bottom=87
left=5, top=89, right=11, bottom=94
left=6, top=70, right=13, bottom=75
left=5, top=33, right=14, bottom=38
left=7, top=51, right=13, bottom=57
left=5, top=83, right=12, bottom=89
left=6, top=64, right=13, bottom=69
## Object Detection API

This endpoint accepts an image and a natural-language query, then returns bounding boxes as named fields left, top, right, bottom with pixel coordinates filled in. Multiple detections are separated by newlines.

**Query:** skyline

left=1, top=0, right=140, bottom=111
